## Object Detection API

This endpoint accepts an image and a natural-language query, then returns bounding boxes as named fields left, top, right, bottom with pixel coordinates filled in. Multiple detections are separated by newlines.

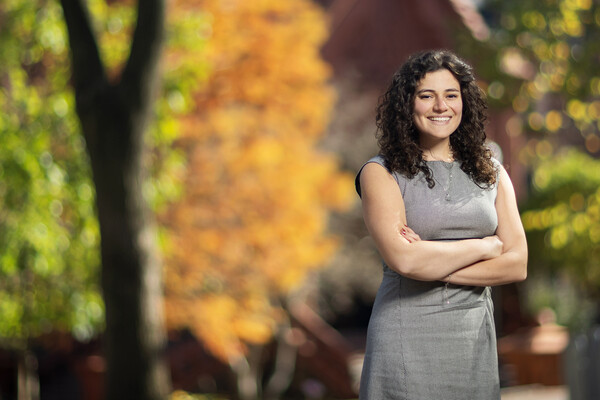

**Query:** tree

left=456, top=0, right=600, bottom=328
left=0, top=2, right=103, bottom=399
left=58, top=0, right=171, bottom=398
left=160, top=0, right=354, bottom=398
left=2, top=0, right=208, bottom=398
left=521, top=149, right=600, bottom=327
left=460, top=0, right=600, bottom=159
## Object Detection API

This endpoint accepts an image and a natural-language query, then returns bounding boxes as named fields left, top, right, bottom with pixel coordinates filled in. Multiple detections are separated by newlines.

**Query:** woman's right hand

left=482, top=235, right=503, bottom=260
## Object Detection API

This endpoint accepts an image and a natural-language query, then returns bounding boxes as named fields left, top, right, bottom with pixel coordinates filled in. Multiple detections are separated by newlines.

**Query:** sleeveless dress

left=356, top=155, right=501, bottom=400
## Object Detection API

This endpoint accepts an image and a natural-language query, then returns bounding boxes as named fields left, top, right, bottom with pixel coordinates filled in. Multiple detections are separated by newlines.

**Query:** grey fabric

left=356, top=155, right=501, bottom=400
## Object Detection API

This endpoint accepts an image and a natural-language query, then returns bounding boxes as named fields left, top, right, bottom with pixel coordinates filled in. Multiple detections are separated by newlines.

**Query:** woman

left=356, top=50, right=527, bottom=399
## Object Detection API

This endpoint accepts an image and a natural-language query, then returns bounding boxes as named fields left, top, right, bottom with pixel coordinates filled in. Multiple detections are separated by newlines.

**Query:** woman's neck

left=419, top=137, right=453, bottom=162
left=421, top=145, right=453, bottom=162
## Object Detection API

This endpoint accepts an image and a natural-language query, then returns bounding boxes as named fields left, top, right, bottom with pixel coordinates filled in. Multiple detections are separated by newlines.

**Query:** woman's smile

left=413, top=69, right=463, bottom=144
left=428, top=116, right=452, bottom=123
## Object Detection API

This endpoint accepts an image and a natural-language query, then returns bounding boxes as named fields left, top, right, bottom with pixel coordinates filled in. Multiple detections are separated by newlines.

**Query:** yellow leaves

left=527, top=112, right=545, bottom=130
left=562, top=100, right=600, bottom=145
left=559, top=0, right=587, bottom=36
left=233, top=294, right=279, bottom=344
left=590, top=223, right=600, bottom=244
left=551, top=41, right=570, bottom=60
left=523, top=202, right=569, bottom=230
left=185, top=295, right=244, bottom=360
left=166, top=293, right=280, bottom=361
left=161, top=0, right=354, bottom=362
left=86, top=0, right=136, bottom=77
left=503, top=1, right=600, bottom=140
left=567, top=99, right=587, bottom=121
left=545, top=110, right=563, bottom=132
left=522, top=11, right=547, bottom=31
left=548, top=224, right=570, bottom=249
left=169, top=390, right=208, bottom=400
left=523, top=202, right=579, bottom=249
left=588, top=101, right=600, bottom=119
left=196, top=0, right=336, bottom=132
left=234, top=316, right=273, bottom=345
left=570, top=192, right=586, bottom=211
left=523, top=150, right=600, bottom=258
left=573, top=0, right=593, bottom=10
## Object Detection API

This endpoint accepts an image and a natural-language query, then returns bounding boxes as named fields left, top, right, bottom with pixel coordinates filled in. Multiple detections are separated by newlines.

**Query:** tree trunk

left=91, top=88, right=171, bottom=400
left=229, top=345, right=263, bottom=400
left=264, top=321, right=297, bottom=400
left=17, top=349, right=39, bottom=400
left=59, top=0, right=171, bottom=399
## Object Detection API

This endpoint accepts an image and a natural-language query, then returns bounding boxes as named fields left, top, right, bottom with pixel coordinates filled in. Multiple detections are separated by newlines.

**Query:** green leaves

left=522, top=149, right=600, bottom=297
left=0, top=0, right=101, bottom=346
left=460, top=0, right=600, bottom=158
left=0, top=0, right=209, bottom=347
left=456, top=1, right=600, bottom=327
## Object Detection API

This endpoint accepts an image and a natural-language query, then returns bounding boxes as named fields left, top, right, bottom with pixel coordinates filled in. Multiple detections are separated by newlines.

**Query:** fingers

left=400, top=224, right=421, bottom=243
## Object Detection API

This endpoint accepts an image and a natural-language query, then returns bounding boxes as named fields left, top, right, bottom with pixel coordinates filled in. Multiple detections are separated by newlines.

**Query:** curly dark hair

left=376, top=49, right=497, bottom=188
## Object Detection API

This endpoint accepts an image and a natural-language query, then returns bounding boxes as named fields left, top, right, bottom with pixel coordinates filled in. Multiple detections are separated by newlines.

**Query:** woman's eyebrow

left=416, top=87, right=460, bottom=94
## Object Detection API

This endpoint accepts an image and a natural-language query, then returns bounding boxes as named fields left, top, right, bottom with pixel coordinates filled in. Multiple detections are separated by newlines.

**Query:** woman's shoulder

left=355, top=155, right=406, bottom=197
left=491, top=157, right=505, bottom=184
left=363, top=155, right=386, bottom=168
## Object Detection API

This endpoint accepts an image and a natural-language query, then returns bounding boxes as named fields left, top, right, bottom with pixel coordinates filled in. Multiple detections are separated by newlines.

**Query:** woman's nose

left=433, top=97, right=448, bottom=111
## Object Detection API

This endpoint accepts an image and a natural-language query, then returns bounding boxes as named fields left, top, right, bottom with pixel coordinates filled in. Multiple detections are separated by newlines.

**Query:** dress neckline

left=425, top=159, right=457, bottom=169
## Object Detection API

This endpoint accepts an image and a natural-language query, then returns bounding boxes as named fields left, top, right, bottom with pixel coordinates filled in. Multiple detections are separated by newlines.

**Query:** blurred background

left=1, top=0, right=600, bottom=399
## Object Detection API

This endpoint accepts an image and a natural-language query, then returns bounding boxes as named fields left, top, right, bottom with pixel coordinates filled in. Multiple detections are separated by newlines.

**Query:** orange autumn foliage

left=161, top=0, right=354, bottom=362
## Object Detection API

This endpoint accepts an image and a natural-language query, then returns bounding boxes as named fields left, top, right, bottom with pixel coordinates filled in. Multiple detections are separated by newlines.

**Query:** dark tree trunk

left=58, top=1, right=171, bottom=399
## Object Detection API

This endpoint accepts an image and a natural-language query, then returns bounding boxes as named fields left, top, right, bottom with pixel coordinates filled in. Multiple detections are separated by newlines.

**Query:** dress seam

left=397, top=276, right=408, bottom=399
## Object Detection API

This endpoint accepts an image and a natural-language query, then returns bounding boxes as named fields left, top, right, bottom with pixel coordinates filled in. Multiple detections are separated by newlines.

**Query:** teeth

left=430, top=117, right=450, bottom=121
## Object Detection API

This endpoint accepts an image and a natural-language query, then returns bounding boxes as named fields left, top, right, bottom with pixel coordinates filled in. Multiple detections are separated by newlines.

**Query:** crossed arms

left=359, top=162, right=527, bottom=286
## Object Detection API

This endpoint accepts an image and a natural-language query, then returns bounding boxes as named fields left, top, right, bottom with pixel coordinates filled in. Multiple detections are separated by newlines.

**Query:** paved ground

left=501, top=385, right=568, bottom=400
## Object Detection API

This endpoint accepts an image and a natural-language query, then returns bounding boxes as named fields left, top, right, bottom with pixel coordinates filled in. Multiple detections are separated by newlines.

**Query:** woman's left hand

left=400, top=224, right=421, bottom=243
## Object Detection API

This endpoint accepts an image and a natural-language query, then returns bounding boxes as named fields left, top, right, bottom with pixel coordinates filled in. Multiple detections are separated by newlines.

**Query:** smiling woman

left=355, top=50, right=528, bottom=400
left=413, top=69, right=463, bottom=156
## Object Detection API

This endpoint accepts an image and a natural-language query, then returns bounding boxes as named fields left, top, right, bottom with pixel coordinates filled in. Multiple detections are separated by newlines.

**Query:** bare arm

left=443, top=166, right=528, bottom=286
left=359, top=162, right=502, bottom=281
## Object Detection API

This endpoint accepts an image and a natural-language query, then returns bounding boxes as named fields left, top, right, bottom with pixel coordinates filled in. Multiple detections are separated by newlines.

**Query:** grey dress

left=356, top=156, right=501, bottom=400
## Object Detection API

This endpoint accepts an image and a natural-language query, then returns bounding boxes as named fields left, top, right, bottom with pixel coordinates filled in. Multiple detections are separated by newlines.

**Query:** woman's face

left=412, top=69, right=463, bottom=144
